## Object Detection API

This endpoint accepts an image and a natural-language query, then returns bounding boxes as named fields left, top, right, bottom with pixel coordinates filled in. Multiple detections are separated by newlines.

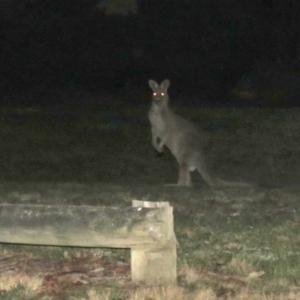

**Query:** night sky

left=1, top=0, right=300, bottom=107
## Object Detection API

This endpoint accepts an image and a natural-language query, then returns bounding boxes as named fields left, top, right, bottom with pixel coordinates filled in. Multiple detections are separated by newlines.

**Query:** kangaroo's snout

left=152, top=91, right=166, bottom=103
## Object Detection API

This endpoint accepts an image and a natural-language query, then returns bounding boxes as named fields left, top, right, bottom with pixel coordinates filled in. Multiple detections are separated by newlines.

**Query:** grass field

left=0, top=95, right=299, bottom=299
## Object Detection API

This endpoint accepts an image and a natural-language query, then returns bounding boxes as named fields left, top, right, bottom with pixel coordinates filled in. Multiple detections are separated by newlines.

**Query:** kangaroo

left=148, top=79, right=252, bottom=187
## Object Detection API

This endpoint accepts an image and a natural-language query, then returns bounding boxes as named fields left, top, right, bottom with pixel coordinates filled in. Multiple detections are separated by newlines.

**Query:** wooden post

left=131, top=200, right=176, bottom=285
left=0, top=201, right=177, bottom=285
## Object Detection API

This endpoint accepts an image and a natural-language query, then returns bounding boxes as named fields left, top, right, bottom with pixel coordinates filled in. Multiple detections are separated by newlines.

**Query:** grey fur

left=148, top=79, right=252, bottom=187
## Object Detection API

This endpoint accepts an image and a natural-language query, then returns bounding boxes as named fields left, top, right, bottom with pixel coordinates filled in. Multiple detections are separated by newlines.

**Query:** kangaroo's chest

left=148, top=108, right=166, bottom=135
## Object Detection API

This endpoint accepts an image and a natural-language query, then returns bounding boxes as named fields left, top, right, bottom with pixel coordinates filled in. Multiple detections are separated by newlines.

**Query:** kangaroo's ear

left=148, top=80, right=158, bottom=90
left=161, top=79, right=170, bottom=90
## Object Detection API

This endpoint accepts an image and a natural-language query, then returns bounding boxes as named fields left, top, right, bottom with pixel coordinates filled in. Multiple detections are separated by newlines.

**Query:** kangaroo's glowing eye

left=153, top=92, right=157, bottom=96
left=161, top=93, right=165, bottom=96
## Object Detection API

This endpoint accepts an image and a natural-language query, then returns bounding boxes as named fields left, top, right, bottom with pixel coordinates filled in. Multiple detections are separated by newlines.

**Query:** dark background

left=1, top=0, right=300, bottom=107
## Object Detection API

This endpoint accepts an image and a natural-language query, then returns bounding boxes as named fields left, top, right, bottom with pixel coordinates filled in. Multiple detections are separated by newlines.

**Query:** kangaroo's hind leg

left=177, top=162, right=192, bottom=186
left=164, top=162, right=191, bottom=187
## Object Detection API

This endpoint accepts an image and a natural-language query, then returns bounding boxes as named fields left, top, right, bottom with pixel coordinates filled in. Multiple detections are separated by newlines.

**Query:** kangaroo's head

left=148, top=79, right=170, bottom=107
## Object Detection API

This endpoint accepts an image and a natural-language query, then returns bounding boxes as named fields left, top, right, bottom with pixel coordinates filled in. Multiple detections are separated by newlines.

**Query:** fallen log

left=0, top=200, right=176, bottom=285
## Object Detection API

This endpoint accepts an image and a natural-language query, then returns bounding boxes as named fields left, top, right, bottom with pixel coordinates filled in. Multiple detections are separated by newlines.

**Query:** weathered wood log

left=0, top=200, right=176, bottom=285
left=131, top=200, right=177, bottom=285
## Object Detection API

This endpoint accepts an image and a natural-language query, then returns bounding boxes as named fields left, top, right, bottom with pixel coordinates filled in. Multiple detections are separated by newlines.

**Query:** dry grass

left=86, top=286, right=216, bottom=300
left=84, top=285, right=300, bottom=300
left=0, top=273, right=43, bottom=296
